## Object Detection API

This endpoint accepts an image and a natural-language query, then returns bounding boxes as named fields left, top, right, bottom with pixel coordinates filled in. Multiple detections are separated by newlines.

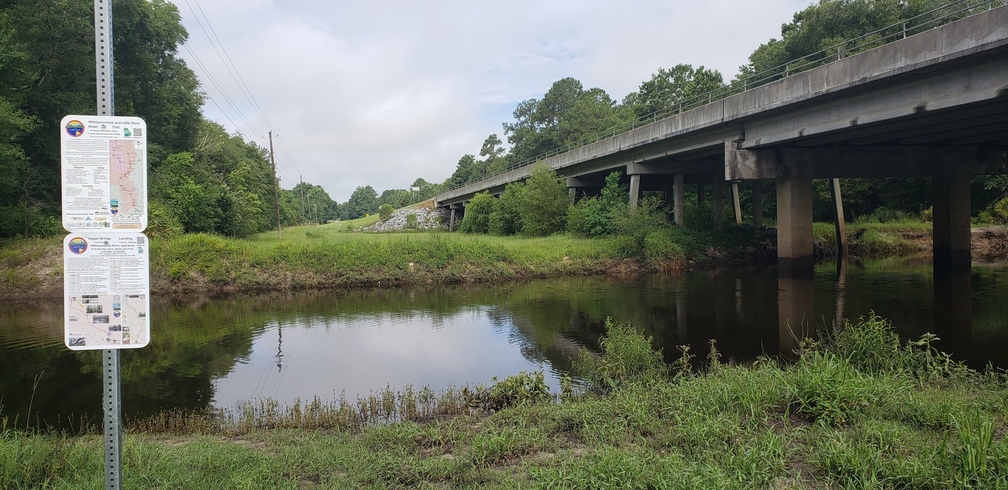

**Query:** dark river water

left=1, top=258, right=1006, bottom=430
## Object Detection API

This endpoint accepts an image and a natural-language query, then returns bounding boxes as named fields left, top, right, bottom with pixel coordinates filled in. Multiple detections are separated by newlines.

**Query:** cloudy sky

left=168, top=0, right=812, bottom=202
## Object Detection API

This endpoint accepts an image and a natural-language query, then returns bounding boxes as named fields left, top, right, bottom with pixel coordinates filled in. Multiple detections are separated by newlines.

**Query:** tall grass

left=3, top=315, right=1007, bottom=488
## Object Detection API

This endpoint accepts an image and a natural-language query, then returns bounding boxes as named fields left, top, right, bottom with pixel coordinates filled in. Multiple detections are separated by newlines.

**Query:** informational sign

left=60, top=115, right=147, bottom=232
left=63, top=233, right=150, bottom=350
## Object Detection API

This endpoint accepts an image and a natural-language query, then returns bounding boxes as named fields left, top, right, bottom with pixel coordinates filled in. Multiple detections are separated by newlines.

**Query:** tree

left=347, top=185, right=378, bottom=219
left=151, top=152, right=225, bottom=233
left=458, top=192, right=493, bottom=234
left=635, top=64, right=725, bottom=119
left=479, top=134, right=508, bottom=177
left=448, top=154, right=485, bottom=188
left=504, top=78, right=622, bottom=163
left=489, top=182, right=525, bottom=236
left=518, top=165, right=569, bottom=236
left=378, top=203, right=394, bottom=221
left=734, top=0, right=945, bottom=87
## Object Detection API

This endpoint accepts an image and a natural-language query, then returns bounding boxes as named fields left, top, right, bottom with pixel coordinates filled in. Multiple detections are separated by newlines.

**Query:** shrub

left=405, top=213, right=418, bottom=230
left=518, top=164, right=569, bottom=236
left=567, top=171, right=627, bottom=238
left=378, top=203, right=394, bottom=221
left=488, top=182, right=524, bottom=235
left=458, top=192, right=493, bottom=234
left=470, top=371, right=551, bottom=411
left=613, top=196, right=670, bottom=258
left=146, top=199, right=184, bottom=239
left=574, top=319, right=668, bottom=394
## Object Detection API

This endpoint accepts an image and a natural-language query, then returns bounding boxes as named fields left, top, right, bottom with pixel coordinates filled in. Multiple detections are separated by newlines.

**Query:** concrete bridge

left=436, top=6, right=1008, bottom=277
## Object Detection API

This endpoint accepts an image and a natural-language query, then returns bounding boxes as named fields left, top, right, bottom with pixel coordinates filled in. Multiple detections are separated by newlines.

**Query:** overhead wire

left=182, top=0, right=306, bottom=181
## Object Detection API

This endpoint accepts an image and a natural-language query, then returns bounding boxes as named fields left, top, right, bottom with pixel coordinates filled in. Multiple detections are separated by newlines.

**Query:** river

left=1, top=258, right=1006, bottom=430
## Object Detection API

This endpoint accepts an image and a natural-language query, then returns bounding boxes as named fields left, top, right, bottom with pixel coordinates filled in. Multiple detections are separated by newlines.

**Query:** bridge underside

left=432, top=7, right=1008, bottom=353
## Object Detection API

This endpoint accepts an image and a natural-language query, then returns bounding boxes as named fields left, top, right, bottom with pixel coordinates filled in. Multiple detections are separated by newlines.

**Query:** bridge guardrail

left=438, top=0, right=1007, bottom=200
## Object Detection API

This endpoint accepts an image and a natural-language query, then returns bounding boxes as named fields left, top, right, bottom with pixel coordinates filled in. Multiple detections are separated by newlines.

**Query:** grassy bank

left=3, top=220, right=1005, bottom=299
left=3, top=316, right=1005, bottom=489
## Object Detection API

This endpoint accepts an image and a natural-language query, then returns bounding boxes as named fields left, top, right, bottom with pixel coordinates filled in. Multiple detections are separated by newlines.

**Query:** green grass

left=149, top=231, right=629, bottom=295
left=4, top=316, right=1006, bottom=489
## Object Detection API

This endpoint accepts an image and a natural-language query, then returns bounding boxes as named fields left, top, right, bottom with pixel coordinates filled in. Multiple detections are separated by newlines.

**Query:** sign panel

left=63, top=233, right=150, bottom=350
left=60, top=115, right=147, bottom=232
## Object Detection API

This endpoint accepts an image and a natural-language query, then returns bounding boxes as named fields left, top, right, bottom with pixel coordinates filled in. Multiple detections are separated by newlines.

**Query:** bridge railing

left=439, top=0, right=1007, bottom=198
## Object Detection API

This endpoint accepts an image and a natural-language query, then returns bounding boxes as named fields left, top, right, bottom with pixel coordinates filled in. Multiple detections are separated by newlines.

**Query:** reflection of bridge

left=436, top=7, right=1007, bottom=348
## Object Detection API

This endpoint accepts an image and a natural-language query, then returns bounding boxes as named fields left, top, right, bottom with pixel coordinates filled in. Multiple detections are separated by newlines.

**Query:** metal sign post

left=60, top=3, right=150, bottom=487
left=95, top=1, right=121, bottom=488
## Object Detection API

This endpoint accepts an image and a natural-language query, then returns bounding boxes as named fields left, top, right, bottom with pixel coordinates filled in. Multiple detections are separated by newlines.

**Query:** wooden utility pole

left=269, top=131, right=281, bottom=239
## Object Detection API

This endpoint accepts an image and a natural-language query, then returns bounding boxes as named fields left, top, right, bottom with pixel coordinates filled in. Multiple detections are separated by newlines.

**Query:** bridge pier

left=752, top=181, right=764, bottom=228
left=933, top=173, right=972, bottom=274
left=449, top=203, right=462, bottom=231
left=629, top=174, right=641, bottom=211
left=776, top=175, right=815, bottom=272
left=712, top=175, right=724, bottom=228
left=674, top=174, right=685, bottom=226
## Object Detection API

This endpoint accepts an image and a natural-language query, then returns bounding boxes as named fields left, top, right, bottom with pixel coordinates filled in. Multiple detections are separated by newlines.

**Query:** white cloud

left=170, top=0, right=811, bottom=201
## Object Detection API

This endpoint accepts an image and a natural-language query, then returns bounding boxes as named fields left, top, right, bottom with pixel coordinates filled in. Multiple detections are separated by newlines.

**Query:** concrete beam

left=626, top=160, right=722, bottom=175
left=727, top=144, right=1008, bottom=180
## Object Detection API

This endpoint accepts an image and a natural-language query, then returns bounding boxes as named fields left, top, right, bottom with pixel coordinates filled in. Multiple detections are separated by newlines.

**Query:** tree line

left=1, top=0, right=1004, bottom=240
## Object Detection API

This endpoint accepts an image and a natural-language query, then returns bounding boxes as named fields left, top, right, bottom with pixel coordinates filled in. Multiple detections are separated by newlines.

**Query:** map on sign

left=63, top=233, right=150, bottom=350
left=60, top=115, right=147, bottom=232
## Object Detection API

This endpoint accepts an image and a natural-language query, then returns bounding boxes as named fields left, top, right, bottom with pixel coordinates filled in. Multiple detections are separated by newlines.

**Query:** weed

left=574, top=319, right=668, bottom=394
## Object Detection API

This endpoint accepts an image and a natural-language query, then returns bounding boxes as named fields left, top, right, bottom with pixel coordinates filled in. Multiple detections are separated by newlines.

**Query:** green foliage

left=404, top=213, right=418, bottom=230
left=488, top=182, right=524, bottom=236
left=347, top=185, right=378, bottom=219
left=635, top=64, right=726, bottom=119
left=146, top=199, right=184, bottom=240
left=458, top=192, right=493, bottom=234
left=783, top=350, right=877, bottom=427
left=641, top=227, right=685, bottom=267
left=613, top=196, right=671, bottom=258
left=567, top=171, right=628, bottom=237
left=471, top=371, right=551, bottom=412
left=977, top=196, right=1008, bottom=225
left=503, top=78, right=626, bottom=163
left=850, top=229, right=917, bottom=257
left=378, top=203, right=394, bottom=222
left=736, top=0, right=949, bottom=86
left=517, top=165, right=569, bottom=236
left=574, top=319, right=668, bottom=394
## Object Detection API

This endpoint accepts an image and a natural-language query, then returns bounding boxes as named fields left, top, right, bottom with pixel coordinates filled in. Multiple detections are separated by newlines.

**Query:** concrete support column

left=933, top=173, right=971, bottom=274
left=731, top=183, right=742, bottom=225
left=674, top=174, right=685, bottom=226
left=712, top=175, right=724, bottom=227
left=449, top=205, right=459, bottom=231
left=776, top=175, right=814, bottom=272
left=752, top=182, right=764, bottom=228
left=831, top=178, right=848, bottom=259
left=569, top=187, right=577, bottom=203
left=628, top=174, right=641, bottom=212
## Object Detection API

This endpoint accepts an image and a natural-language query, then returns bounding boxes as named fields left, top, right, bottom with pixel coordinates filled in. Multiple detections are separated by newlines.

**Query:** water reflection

left=1, top=261, right=1006, bottom=431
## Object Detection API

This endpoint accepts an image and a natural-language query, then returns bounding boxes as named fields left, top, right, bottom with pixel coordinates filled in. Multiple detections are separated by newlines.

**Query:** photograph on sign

left=60, top=115, right=147, bottom=232
left=63, top=233, right=150, bottom=350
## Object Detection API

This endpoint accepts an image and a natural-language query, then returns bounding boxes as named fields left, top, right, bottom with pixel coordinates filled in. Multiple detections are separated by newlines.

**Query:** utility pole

left=269, top=131, right=281, bottom=239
